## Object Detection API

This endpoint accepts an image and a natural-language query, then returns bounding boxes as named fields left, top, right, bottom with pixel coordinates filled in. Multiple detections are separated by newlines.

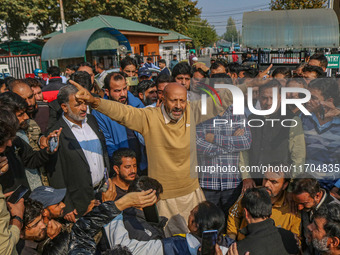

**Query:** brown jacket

left=227, top=190, right=301, bottom=240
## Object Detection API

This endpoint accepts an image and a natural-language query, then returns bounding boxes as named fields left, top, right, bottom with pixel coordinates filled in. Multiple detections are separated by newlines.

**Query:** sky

left=196, top=0, right=271, bottom=36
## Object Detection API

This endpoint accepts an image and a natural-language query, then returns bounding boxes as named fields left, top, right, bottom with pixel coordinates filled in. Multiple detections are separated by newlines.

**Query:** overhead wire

left=200, top=3, right=269, bottom=14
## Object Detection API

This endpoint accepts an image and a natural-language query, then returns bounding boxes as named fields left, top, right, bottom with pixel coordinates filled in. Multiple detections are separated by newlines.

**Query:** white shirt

left=62, top=114, right=105, bottom=186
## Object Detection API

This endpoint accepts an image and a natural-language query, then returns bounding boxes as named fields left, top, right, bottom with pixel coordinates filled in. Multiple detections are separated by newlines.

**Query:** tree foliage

left=185, top=17, right=218, bottom=49
left=0, top=0, right=200, bottom=38
left=223, top=17, right=238, bottom=43
left=0, top=0, right=30, bottom=40
left=102, top=0, right=200, bottom=33
left=270, top=0, right=327, bottom=10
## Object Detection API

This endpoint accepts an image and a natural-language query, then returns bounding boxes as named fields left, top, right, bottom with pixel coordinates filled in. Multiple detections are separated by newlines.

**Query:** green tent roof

left=0, top=41, right=42, bottom=55
left=161, top=30, right=191, bottom=41
left=41, top=27, right=131, bottom=61
left=44, top=15, right=169, bottom=39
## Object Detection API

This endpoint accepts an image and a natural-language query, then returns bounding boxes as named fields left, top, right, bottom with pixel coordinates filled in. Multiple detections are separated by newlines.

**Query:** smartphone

left=201, top=230, right=218, bottom=255
left=7, top=185, right=30, bottom=204
left=49, top=136, right=58, bottom=152
left=126, top=76, right=139, bottom=86
left=143, top=204, right=159, bottom=223
left=99, top=168, right=110, bottom=193
left=319, top=105, right=325, bottom=120
left=104, top=168, right=109, bottom=189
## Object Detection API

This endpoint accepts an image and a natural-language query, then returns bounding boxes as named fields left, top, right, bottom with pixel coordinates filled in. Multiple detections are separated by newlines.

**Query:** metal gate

left=0, top=54, right=41, bottom=79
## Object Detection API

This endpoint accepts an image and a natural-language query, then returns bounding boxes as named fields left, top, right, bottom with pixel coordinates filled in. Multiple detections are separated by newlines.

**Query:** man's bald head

left=9, top=79, right=30, bottom=92
left=162, top=82, right=187, bottom=122
left=9, top=80, right=36, bottom=115
left=163, top=82, right=187, bottom=99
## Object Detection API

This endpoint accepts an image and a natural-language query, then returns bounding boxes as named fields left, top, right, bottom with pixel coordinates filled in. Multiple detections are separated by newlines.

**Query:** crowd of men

left=0, top=52, right=340, bottom=255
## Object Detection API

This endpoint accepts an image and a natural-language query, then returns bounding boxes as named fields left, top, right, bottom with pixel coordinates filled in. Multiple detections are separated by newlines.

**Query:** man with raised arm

left=69, top=70, right=266, bottom=236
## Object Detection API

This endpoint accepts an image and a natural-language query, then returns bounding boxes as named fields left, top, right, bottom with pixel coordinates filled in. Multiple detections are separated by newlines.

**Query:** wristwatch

left=11, top=215, right=23, bottom=224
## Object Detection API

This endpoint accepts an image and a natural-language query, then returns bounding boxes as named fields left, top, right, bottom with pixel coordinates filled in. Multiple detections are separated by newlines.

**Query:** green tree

left=1, top=0, right=200, bottom=37
left=26, top=0, right=63, bottom=36
left=186, top=17, right=218, bottom=49
left=223, top=17, right=238, bottom=43
left=270, top=0, right=327, bottom=10
left=0, top=0, right=30, bottom=40
left=103, top=0, right=200, bottom=33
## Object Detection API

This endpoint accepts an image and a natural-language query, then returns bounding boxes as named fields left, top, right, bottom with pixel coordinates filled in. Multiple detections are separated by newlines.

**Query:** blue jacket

left=92, top=91, right=147, bottom=170
left=160, top=67, right=171, bottom=76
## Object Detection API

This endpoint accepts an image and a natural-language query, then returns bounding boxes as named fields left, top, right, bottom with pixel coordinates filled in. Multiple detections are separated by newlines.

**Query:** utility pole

left=59, top=0, right=66, bottom=33
left=328, top=0, right=334, bottom=8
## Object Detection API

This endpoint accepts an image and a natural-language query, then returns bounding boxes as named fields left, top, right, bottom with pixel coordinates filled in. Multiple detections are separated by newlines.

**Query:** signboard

left=326, top=54, right=340, bottom=68
left=271, top=57, right=300, bottom=64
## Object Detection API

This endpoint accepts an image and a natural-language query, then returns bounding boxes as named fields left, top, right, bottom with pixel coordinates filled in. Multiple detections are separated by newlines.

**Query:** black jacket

left=1, top=136, right=50, bottom=193
left=247, top=108, right=295, bottom=180
left=122, top=207, right=167, bottom=241
left=69, top=202, right=121, bottom=255
left=46, top=114, right=110, bottom=216
left=42, top=77, right=65, bottom=92
left=41, top=201, right=121, bottom=255
left=16, top=239, right=39, bottom=255
left=237, top=218, right=299, bottom=255
left=46, top=99, right=63, bottom=135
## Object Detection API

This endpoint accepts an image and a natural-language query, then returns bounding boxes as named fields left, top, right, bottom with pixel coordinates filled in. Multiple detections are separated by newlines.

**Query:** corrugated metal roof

left=41, top=27, right=131, bottom=61
left=161, top=30, right=191, bottom=41
left=44, top=15, right=169, bottom=39
left=242, top=9, right=339, bottom=48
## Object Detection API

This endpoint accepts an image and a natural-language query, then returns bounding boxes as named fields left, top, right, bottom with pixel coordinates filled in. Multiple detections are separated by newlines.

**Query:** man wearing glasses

left=16, top=199, right=47, bottom=255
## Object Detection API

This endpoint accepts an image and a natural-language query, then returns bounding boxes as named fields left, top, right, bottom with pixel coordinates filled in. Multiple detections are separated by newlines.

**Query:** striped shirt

left=302, top=113, right=340, bottom=190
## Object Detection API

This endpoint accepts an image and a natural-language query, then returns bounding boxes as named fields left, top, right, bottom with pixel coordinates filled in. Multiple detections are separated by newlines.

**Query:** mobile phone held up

left=201, top=230, right=218, bottom=255
left=126, top=77, right=139, bottom=87
left=49, top=136, right=58, bottom=152
left=99, top=168, right=110, bottom=193
left=7, top=185, right=30, bottom=204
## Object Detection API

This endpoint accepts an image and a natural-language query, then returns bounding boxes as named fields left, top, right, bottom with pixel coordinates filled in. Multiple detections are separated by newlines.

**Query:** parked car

left=0, top=62, right=10, bottom=79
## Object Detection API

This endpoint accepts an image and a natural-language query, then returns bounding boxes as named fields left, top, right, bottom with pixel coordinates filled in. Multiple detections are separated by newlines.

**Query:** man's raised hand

left=245, top=64, right=273, bottom=88
left=68, top=80, right=100, bottom=108
left=115, top=189, right=157, bottom=211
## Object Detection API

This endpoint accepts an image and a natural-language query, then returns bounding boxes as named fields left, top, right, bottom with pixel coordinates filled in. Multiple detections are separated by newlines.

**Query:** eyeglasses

left=25, top=215, right=44, bottom=230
